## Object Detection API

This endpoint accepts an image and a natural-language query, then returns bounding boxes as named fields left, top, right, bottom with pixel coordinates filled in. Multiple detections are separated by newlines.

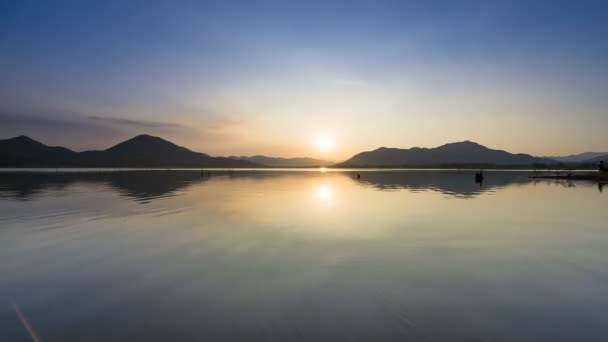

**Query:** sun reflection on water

left=315, top=184, right=333, bottom=203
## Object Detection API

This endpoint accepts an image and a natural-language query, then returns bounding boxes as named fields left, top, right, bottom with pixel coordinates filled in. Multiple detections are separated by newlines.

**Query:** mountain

left=582, top=154, right=608, bottom=164
left=338, top=141, right=554, bottom=167
left=0, top=135, right=259, bottom=168
left=546, top=152, right=608, bottom=163
left=0, top=136, right=77, bottom=167
left=233, top=155, right=330, bottom=167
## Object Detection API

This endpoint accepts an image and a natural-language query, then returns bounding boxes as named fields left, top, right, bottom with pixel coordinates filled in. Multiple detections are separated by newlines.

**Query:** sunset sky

left=1, top=1, right=607, bottom=160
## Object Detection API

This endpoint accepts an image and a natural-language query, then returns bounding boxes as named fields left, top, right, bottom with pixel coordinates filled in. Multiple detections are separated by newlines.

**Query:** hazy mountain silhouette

left=0, top=135, right=259, bottom=167
left=232, top=155, right=330, bottom=167
left=547, top=152, right=608, bottom=163
left=583, top=154, right=608, bottom=164
left=338, top=141, right=555, bottom=167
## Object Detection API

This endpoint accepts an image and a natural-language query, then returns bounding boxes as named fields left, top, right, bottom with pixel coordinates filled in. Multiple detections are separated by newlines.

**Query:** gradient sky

left=1, top=0, right=607, bottom=159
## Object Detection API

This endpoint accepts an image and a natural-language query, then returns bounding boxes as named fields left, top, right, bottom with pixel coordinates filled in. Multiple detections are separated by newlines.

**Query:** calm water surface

left=0, top=170, right=607, bottom=341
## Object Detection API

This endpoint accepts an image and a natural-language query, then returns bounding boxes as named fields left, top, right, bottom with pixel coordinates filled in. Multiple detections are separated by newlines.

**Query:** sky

left=1, top=0, right=607, bottom=160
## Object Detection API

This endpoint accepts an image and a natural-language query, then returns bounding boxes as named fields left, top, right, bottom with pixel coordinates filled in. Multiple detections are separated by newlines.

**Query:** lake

left=0, top=170, right=607, bottom=341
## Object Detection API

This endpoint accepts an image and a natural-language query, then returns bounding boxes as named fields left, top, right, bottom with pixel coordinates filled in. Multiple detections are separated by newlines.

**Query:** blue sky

left=1, top=0, right=607, bottom=158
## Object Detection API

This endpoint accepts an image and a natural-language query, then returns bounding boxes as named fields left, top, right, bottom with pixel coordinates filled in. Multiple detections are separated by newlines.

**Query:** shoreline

left=530, top=172, right=608, bottom=182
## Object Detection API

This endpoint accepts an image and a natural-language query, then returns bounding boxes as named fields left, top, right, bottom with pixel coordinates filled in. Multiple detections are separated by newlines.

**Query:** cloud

left=87, top=116, right=183, bottom=129
left=0, top=110, right=270, bottom=156
left=1, top=111, right=82, bottom=129
left=0, top=111, right=192, bottom=151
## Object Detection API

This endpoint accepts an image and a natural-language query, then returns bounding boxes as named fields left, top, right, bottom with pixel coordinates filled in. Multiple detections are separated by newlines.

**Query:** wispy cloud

left=0, top=110, right=256, bottom=155
left=1, top=111, right=93, bottom=130
left=87, top=116, right=183, bottom=128
left=0, top=111, right=191, bottom=151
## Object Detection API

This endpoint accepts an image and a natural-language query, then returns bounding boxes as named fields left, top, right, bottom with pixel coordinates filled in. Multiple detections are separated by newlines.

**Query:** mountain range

left=582, top=154, right=608, bottom=164
left=338, top=141, right=556, bottom=167
left=0, top=135, right=258, bottom=168
left=1, top=135, right=606, bottom=168
left=545, top=152, right=608, bottom=163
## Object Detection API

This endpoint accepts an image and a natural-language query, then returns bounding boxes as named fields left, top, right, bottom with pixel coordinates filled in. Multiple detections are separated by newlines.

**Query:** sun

left=317, top=137, right=333, bottom=153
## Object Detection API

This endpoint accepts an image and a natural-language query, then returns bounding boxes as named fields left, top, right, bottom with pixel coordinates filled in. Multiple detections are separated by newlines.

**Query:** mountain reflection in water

left=0, top=170, right=577, bottom=202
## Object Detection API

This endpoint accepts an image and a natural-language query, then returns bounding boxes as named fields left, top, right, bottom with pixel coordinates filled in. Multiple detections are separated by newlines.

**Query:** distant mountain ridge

left=232, top=155, right=330, bottom=167
left=338, top=141, right=555, bottom=167
left=0, top=135, right=259, bottom=168
left=546, top=152, right=608, bottom=163
left=583, top=154, right=608, bottom=164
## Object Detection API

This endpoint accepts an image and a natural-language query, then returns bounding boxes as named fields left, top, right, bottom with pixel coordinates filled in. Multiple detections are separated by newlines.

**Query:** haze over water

left=1, top=170, right=607, bottom=341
